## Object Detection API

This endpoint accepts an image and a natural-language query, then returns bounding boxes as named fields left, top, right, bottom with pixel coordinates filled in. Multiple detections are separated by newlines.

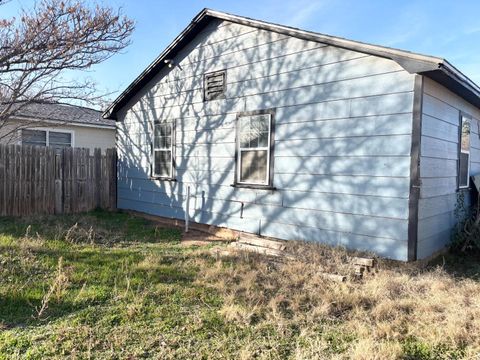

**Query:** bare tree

left=0, top=0, right=134, bottom=141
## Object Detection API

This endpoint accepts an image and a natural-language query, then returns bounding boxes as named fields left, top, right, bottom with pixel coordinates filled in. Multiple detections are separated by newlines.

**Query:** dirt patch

left=181, top=229, right=231, bottom=247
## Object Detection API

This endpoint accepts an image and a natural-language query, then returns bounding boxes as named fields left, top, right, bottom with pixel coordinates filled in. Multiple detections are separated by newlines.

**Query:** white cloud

left=287, top=1, right=328, bottom=28
left=269, top=0, right=330, bottom=29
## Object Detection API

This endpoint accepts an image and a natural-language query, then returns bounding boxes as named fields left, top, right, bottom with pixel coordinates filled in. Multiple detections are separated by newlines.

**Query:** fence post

left=54, top=148, right=64, bottom=214
left=94, top=148, right=102, bottom=209
left=54, top=149, right=63, bottom=214
left=106, top=148, right=117, bottom=210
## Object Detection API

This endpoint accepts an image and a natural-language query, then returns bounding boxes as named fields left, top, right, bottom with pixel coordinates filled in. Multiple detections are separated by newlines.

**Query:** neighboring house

left=0, top=102, right=115, bottom=153
left=103, top=9, right=480, bottom=261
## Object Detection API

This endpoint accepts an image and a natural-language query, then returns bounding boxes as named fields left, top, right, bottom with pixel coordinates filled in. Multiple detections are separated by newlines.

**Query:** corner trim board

left=408, top=74, right=424, bottom=261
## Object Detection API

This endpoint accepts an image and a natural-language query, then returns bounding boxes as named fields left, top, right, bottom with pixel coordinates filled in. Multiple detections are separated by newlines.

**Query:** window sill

left=230, top=183, right=276, bottom=191
left=150, top=177, right=177, bottom=182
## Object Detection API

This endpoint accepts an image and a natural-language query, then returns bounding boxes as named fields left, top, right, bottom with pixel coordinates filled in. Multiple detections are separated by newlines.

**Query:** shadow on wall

left=116, top=19, right=413, bottom=260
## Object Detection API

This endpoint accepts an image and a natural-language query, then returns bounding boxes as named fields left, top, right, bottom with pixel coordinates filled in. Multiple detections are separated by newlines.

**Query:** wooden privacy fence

left=0, top=144, right=116, bottom=216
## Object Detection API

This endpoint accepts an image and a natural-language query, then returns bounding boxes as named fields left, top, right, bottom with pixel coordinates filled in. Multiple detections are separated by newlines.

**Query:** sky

left=2, top=0, right=480, bottom=106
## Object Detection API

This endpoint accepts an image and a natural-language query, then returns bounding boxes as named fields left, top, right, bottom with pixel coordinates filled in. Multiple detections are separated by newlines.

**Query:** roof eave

left=103, top=8, right=212, bottom=120
left=11, top=115, right=116, bottom=129
left=419, top=61, right=480, bottom=109
left=103, top=8, right=480, bottom=119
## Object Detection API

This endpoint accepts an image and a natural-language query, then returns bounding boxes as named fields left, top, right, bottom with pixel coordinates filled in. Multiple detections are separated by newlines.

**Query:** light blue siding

left=417, top=78, right=480, bottom=259
left=116, top=19, right=416, bottom=260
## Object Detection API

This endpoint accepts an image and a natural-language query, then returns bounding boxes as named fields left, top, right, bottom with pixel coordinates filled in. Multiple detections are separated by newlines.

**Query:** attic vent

left=204, top=70, right=226, bottom=101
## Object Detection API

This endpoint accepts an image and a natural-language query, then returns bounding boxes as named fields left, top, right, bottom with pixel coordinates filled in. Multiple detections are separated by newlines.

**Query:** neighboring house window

left=459, top=115, right=471, bottom=188
left=49, top=131, right=72, bottom=148
left=153, top=121, right=174, bottom=178
left=22, top=129, right=46, bottom=147
left=204, top=70, right=226, bottom=101
left=236, top=110, right=274, bottom=186
left=22, top=129, right=72, bottom=149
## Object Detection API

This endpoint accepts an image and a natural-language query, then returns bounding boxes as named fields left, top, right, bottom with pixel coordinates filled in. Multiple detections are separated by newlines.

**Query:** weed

left=35, top=256, right=69, bottom=319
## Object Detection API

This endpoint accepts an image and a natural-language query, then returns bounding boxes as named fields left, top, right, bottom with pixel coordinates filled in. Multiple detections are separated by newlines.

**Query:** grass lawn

left=0, top=210, right=479, bottom=359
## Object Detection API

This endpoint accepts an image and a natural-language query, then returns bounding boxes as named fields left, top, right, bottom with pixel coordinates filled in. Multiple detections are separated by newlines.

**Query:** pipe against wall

left=185, top=186, right=190, bottom=233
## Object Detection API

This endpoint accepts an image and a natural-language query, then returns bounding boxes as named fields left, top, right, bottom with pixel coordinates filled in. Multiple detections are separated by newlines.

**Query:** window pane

left=154, top=124, right=161, bottom=148
left=22, top=129, right=46, bottom=146
left=49, top=132, right=72, bottom=148
left=240, top=150, right=267, bottom=183
left=239, top=114, right=270, bottom=149
left=459, top=152, right=469, bottom=187
left=461, top=118, right=470, bottom=152
left=239, top=117, right=250, bottom=143
left=157, top=136, right=164, bottom=149
left=258, top=132, right=269, bottom=147
left=154, top=122, right=172, bottom=150
left=154, top=150, right=171, bottom=177
left=249, top=136, right=258, bottom=148
left=163, top=124, right=172, bottom=137
left=240, top=131, right=250, bottom=148
left=251, top=115, right=269, bottom=132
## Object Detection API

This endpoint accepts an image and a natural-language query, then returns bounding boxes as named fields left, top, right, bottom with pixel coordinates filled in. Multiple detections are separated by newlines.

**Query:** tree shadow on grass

left=0, top=239, right=195, bottom=329
left=0, top=209, right=182, bottom=246
left=427, top=251, right=480, bottom=281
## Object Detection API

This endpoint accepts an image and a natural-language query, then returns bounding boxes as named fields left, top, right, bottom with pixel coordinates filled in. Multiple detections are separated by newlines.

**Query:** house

left=103, top=9, right=480, bottom=261
left=0, top=102, right=115, bottom=153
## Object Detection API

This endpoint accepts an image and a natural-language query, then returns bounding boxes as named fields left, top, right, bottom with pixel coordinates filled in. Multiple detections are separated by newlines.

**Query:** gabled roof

left=12, top=102, right=115, bottom=128
left=103, top=8, right=480, bottom=119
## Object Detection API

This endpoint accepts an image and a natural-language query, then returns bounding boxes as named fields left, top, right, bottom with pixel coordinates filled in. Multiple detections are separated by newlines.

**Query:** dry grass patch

left=197, top=243, right=480, bottom=359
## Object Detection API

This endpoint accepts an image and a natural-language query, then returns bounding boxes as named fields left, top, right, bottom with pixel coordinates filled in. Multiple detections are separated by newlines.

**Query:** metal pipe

left=185, top=186, right=190, bottom=232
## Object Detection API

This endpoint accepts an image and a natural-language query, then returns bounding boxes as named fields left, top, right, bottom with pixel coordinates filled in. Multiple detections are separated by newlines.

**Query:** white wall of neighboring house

left=0, top=118, right=115, bottom=154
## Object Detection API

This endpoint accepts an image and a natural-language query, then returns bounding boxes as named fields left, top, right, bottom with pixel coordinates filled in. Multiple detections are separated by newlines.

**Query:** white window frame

left=152, top=120, right=174, bottom=179
left=235, top=110, right=274, bottom=187
left=459, top=115, right=471, bottom=189
left=19, top=127, right=75, bottom=148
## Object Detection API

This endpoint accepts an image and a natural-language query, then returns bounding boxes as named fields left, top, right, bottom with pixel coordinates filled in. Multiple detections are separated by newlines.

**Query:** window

left=152, top=121, right=174, bottom=178
left=49, top=132, right=72, bottom=148
left=236, top=111, right=274, bottom=186
left=22, top=129, right=46, bottom=147
left=22, top=129, right=72, bottom=149
left=204, top=70, right=226, bottom=101
left=459, top=115, right=471, bottom=188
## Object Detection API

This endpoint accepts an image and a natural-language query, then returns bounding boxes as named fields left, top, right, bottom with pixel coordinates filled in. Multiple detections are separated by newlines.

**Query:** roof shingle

left=12, top=102, right=115, bottom=128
